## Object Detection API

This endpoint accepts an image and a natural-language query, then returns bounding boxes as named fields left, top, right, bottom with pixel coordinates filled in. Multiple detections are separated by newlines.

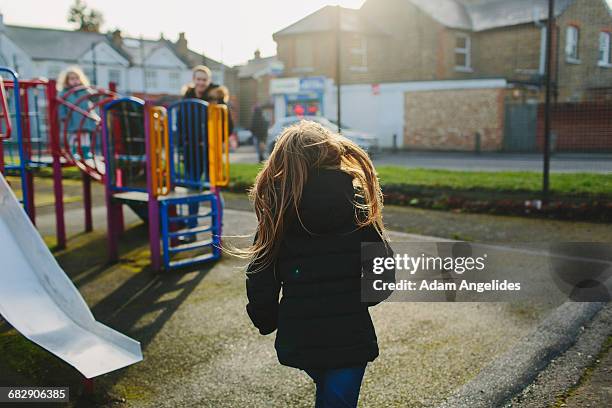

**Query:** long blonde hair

left=57, top=66, right=90, bottom=91
left=238, top=120, right=387, bottom=272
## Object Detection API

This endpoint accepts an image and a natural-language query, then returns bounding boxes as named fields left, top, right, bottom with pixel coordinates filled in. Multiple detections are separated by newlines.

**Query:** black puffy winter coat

left=245, top=168, right=393, bottom=370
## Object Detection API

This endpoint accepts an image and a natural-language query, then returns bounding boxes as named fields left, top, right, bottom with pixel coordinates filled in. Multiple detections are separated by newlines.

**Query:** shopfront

left=270, top=76, right=328, bottom=119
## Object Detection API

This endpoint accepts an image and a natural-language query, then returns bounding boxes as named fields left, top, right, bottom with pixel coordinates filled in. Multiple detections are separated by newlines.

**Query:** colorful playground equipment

left=0, top=65, right=230, bottom=271
left=0, top=170, right=142, bottom=379
left=0, top=67, right=119, bottom=248
left=0, top=65, right=230, bottom=386
left=102, top=97, right=230, bottom=271
left=0, top=68, right=50, bottom=223
left=0, top=65, right=142, bottom=384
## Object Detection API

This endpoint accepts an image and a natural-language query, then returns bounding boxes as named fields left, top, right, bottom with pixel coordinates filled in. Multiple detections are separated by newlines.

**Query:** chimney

left=111, top=29, right=122, bottom=48
left=254, top=49, right=261, bottom=60
left=176, top=32, right=188, bottom=57
left=0, top=14, right=5, bottom=32
left=160, top=32, right=165, bottom=40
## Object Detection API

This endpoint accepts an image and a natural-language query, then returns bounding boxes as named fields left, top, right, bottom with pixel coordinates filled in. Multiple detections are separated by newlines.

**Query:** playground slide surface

left=0, top=173, right=142, bottom=379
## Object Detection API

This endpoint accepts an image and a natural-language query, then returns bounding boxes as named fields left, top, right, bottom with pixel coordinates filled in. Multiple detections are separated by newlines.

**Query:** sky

left=1, top=1, right=611, bottom=66
left=0, top=0, right=366, bottom=66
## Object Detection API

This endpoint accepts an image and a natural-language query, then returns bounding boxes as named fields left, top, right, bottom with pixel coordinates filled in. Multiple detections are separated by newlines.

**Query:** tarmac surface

left=1, top=178, right=609, bottom=407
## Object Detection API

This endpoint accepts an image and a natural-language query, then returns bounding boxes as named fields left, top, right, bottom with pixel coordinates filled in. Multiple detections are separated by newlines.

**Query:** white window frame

left=47, top=65, right=61, bottom=80
left=83, top=67, right=95, bottom=84
left=108, top=68, right=121, bottom=87
left=598, top=31, right=612, bottom=68
left=454, top=33, right=473, bottom=72
left=565, top=25, right=580, bottom=64
left=144, top=70, right=158, bottom=90
left=168, top=71, right=181, bottom=89
left=539, top=27, right=547, bottom=75
left=349, top=35, right=368, bottom=72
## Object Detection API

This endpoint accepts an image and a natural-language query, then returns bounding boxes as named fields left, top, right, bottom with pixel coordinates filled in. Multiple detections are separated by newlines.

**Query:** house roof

left=2, top=24, right=229, bottom=70
left=273, top=5, right=388, bottom=38
left=274, top=0, right=585, bottom=40
left=119, top=37, right=165, bottom=65
left=237, top=55, right=281, bottom=78
left=3, top=24, right=130, bottom=62
left=462, top=0, right=575, bottom=31
left=164, top=41, right=227, bottom=71
left=407, top=0, right=577, bottom=32
left=408, top=0, right=472, bottom=30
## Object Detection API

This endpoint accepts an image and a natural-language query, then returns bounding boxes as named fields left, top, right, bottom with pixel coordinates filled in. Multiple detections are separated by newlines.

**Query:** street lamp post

left=542, top=0, right=555, bottom=203
left=91, top=43, right=98, bottom=86
left=336, top=5, right=342, bottom=134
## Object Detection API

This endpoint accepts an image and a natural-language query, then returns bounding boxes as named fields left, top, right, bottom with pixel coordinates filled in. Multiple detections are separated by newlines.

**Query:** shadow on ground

left=0, top=223, right=214, bottom=407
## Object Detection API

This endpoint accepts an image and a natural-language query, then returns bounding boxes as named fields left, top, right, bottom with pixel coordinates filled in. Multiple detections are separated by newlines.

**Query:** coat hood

left=292, top=168, right=357, bottom=235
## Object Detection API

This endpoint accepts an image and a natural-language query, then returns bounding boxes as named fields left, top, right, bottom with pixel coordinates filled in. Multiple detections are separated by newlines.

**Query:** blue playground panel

left=102, top=97, right=223, bottom=270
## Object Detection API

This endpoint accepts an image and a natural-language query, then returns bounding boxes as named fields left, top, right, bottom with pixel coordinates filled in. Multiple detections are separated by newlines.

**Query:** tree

left=67, top=0, right=104, bottom=33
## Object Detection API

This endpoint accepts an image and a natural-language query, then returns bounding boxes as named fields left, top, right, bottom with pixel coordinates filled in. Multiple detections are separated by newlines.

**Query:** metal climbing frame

left=56, top=84, right=118, bottom=181
left=0, top=69, right=28, bottom=219
left=0, top=68, right=52, bottom=224
left=0, top=67, right=120, bottom=248
left=207, top=104, right=230, bottom=188
left=102, top=97, right=228, bottom=271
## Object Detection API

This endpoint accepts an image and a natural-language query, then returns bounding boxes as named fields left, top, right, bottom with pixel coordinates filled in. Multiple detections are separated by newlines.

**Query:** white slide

left=0, top=173, right=142, bottom=378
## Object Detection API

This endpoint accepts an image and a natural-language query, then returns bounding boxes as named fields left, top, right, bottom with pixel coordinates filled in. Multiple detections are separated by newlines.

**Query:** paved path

left=5, top=200, right=560, bottom=407
left=2, top=179, right=608, bottom=407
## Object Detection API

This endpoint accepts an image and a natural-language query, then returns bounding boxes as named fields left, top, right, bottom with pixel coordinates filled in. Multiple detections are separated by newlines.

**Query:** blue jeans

left=304, top=365, right=367, bottom=408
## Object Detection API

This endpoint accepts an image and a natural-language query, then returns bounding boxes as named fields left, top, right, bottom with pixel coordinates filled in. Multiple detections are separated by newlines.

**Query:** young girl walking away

left=243, top=120, right=393, bottom=408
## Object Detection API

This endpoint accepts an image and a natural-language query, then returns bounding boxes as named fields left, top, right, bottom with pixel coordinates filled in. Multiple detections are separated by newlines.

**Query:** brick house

left=275, top=0, right=612, bottom=100
left=272, top=0, right=612, bottom=151
left=236, top=50, right=283, bottom=128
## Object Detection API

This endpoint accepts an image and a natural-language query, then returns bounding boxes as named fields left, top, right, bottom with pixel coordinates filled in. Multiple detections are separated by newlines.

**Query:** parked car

left=267, top=116, right=379, bottom=155
left=235, top=127, right=253, bottom=145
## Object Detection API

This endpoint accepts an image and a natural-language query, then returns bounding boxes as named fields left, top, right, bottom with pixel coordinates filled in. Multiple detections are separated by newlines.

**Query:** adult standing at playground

left=179, top=65, right=234, bottom=183
left=250, top=106, right=268, bottom=163
left=180, top=65, right=233, bottom=237
left=182, top=65, right=234, bottom=135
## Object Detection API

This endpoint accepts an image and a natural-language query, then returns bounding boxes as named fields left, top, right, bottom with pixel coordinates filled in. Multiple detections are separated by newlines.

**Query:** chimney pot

left=176, top=32, right=188, bottom=57
left=111, top=29, right=122, bottom=48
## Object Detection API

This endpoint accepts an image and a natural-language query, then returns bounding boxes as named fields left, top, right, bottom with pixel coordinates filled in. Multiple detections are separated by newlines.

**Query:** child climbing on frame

left=57, top=66, right=97, bottom=160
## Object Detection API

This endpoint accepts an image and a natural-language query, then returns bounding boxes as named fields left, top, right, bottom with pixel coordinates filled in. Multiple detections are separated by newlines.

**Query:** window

left=539, top=27, right=547, bottom=75
left=83, top=67, right=95, bottom=84
left=454, top=33, right=472, bottom=71
left=169, top=72, right=181, bottom=89
left=598, top=31, right=611, bottom=66
left=108, top=69, right=121, bottom=87
left=565, top=25, right=580, bottom=62
left=349, top=34, right=367, bottom=72
left=294, top=37, right=313, bottom=72
left=145, top=70, right=157, bottom=89
left=47, top=65, right=61, bottom=80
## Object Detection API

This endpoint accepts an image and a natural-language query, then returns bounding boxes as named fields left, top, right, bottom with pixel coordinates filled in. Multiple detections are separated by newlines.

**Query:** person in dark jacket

left=180, top=66, right=234, bottom=233
left=182, top=65, right=234, bottom=134
left=249, top=106, right=268, bottom=162
left=242, top=120, right=394, bottom=408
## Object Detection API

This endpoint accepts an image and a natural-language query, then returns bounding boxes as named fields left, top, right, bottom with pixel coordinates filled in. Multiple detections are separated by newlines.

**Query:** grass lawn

left=18, top=163, right=611, bottom=198
left=229, top=164, right=612, bottom=197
